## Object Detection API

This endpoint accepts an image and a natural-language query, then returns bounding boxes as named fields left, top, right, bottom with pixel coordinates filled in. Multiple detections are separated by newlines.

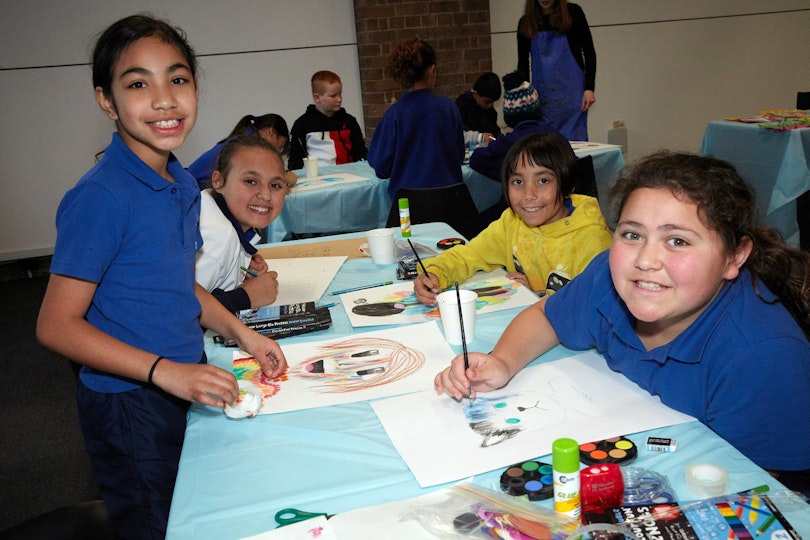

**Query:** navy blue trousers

left=77, top=380, right=189, bottom=539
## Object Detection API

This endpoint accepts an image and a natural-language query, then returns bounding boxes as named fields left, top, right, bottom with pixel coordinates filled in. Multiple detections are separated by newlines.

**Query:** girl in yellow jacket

left=414, top=132, right=612, bottom=302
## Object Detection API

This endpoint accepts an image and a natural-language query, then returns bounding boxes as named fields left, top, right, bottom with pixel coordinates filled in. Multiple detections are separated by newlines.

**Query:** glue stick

left=552, top=437, right=581, bottom=518
left=398, top=198, right=411, bottom=237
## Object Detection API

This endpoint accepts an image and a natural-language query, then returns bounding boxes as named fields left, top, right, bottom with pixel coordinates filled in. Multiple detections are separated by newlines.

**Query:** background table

left=701, top=120, right=810, bottom=247
left=167, top=222, right=809, bottom=539
left=267, top=143, right=625, bottom=242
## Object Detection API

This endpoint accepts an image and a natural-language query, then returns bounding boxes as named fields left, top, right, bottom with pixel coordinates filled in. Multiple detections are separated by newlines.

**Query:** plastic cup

left=303, top=157, right=318, bottom=178
left=436, top=289, right=477, bottom=345
left=365, top=228, right=395, bottom=265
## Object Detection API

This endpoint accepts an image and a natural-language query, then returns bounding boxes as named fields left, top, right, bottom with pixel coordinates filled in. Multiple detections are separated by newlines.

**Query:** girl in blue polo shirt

left=435, top=152, right=810, bottom=492
left=37, top=15, right=287, bottom=538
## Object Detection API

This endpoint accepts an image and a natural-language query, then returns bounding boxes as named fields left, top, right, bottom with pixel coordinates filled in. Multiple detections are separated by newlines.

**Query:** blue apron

left=530, top=31, right=588, bottom=141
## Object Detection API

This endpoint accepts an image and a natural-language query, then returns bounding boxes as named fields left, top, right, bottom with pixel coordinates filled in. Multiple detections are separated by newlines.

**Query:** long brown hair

left=386, top=38, right=436, bottom=88
left=611, top=151, right=810, bottom=339
left=519, top=0, right=572, bottom=37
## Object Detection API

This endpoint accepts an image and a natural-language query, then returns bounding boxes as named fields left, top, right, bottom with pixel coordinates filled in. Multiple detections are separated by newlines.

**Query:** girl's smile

left=609, top=187, right=749, bottom=348
left=507, top=159, right=567, bottom=228
left=95, top=35, right=198, bottom=174
left=211, top=146, right=286, bottom=231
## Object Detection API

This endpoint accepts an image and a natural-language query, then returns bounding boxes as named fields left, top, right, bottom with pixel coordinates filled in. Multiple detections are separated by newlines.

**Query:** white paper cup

left=436, top=289, right=477, bottom=345
left=303, top=157, right=318, bottom=178
left=365, top=228, right=395, bottom=265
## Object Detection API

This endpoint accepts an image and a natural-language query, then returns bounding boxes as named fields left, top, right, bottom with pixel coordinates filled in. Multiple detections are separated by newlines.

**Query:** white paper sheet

left=267, top=256, right=346, bottom=305
left=291, top=172, right=369, bottom=192
left=232, top=321, right=455, bottom=415
left=341, top=269, right=539, bottom=328
left=372, top=351, right=695, bottom=487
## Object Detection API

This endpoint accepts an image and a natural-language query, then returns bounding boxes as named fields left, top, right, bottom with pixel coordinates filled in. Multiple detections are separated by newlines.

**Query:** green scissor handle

left=274, top=508, right=330, bottom=527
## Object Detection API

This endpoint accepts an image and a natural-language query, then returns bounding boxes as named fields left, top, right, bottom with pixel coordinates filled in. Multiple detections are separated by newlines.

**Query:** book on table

left=214, top=302, right=332, bottom=345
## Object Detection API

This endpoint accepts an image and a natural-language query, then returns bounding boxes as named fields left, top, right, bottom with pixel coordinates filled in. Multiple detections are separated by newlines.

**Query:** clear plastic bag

left=401, top=482, right=583, bottom=539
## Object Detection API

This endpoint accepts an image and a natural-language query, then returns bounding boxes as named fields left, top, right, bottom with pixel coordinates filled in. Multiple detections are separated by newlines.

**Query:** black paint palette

left=499, top=460, right=553, bottom=500
left=579, top=436, right=637, bottom=466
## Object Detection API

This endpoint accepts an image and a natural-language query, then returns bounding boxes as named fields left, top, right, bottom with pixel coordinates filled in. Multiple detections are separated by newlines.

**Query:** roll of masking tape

left=684, top=463, right=728, bottom=498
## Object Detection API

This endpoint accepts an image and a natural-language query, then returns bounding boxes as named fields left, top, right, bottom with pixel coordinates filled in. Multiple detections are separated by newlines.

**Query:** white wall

left=2, top=1, right=809, bottom=260
left=490, top=0, right=810, bottom=163
left=0, top=1, right=362, bottom=261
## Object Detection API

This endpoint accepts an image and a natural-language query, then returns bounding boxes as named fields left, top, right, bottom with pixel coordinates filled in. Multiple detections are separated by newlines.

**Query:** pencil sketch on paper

left=465, top=391, right=566, bottom=447
left=343, top=269, right=539, bottom=327
left=463, top=373, right=636, bottom=448
left=371, top=351, right=695, bottom=487
left=290, top=336, right=425, bottom=394
left=230, top=322, right=454, bottom=415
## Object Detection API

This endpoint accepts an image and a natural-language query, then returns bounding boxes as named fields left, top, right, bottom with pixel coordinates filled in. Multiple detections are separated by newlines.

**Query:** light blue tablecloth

left=266, top=144, right=625, bottom=242
left=700, top=120, right=810, bottom=247
left=167, top=223, right=809, bottom=539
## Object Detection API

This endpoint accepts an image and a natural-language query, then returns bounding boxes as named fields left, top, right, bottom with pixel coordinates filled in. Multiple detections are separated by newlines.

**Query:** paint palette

left=499, top=460, right=553, bottom=500
left=579, top=436, right=637, bottom=466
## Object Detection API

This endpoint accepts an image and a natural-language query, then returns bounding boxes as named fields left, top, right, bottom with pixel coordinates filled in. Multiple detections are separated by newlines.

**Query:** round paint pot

left=499, top=460, right=554, bottom=500
left=579, top=436, right=637, bottom=466
left=437, top=237, right=466, bottom=250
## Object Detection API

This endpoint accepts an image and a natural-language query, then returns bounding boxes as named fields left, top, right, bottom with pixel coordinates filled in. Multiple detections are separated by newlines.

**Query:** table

left=267, top=143, right=624, bottom=242
left=700, top=120, right=810, bottom=247
left=167, top=223, right=809, bottom=539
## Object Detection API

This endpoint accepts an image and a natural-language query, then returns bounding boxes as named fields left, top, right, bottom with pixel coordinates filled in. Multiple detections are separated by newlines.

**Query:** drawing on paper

left=291, top=336, right=425, bottom=393
left=350, top=289, right=427, bottom=317
left=371, top=351, right=696, bottom=487
left=230, top=322, right=453, bottom=415
left=232, top=356, right=285, bottom=401
left=464, top=373, right=634, bottom=448
left=465, top=390, right=567, bottom=447
left=345, top=271, right=537, bottom=328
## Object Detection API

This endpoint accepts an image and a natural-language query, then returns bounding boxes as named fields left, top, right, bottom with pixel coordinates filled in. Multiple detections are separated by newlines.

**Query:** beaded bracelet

left=148, top=356, right=166, bottom=385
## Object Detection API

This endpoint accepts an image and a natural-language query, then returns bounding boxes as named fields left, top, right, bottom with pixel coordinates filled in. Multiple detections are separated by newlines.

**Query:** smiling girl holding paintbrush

left=436, top=152, right=810, bottom=494
left=414, top=132, right=611, bottom=303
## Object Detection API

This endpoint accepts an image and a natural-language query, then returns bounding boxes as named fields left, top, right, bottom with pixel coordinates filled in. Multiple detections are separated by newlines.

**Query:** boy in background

left=289, top=70, right=367, bottom=170
left=456, top=71, right=502, bottom=146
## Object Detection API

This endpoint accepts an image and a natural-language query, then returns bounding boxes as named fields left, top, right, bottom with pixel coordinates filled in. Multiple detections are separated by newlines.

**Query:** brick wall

left=353, top=0, right=492, bottom=140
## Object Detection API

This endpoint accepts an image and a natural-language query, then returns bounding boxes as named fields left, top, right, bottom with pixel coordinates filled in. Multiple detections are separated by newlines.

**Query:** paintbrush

left=455, top=281, right=473, bottom=400
left=407, top=238, right=439, bottom=293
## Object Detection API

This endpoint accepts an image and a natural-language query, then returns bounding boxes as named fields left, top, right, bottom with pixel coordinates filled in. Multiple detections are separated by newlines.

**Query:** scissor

left=274, top=508, right=332, bottom=527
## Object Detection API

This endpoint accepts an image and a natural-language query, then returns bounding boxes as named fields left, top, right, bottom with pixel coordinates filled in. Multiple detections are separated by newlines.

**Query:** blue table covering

left=167, top=223, right=809, bottom=539
left=700, top=120, right=810, bottom=247
left=266, top=143, right=624, bottom=242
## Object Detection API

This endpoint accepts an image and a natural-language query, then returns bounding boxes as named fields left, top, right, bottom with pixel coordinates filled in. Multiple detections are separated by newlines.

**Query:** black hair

left=224, top=114, right=291, bottom=154
left=473, top=72, right=502, bottom=101
left=501, top=132, right=577, bottom=205
left=92, top=14, right=197, bottom=97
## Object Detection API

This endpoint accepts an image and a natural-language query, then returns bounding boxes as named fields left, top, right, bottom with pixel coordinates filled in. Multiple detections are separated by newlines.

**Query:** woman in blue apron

left=517, top=0, right=596, bottom=141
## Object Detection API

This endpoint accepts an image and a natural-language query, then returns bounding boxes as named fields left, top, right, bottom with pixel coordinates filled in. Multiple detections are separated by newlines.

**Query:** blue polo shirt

left=367, top=88, right=465, bottom=199
left=545, top=251, right=810, bottom=471
left=52, top=133, right=204, bottom=393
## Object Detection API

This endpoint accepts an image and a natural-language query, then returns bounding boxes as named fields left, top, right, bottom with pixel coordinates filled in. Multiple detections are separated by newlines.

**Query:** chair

left=572, top=154, right=598, bottom=199
left=386, top=183, right=484, bottom=240
left=797, top=91, right=810, bottom=110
